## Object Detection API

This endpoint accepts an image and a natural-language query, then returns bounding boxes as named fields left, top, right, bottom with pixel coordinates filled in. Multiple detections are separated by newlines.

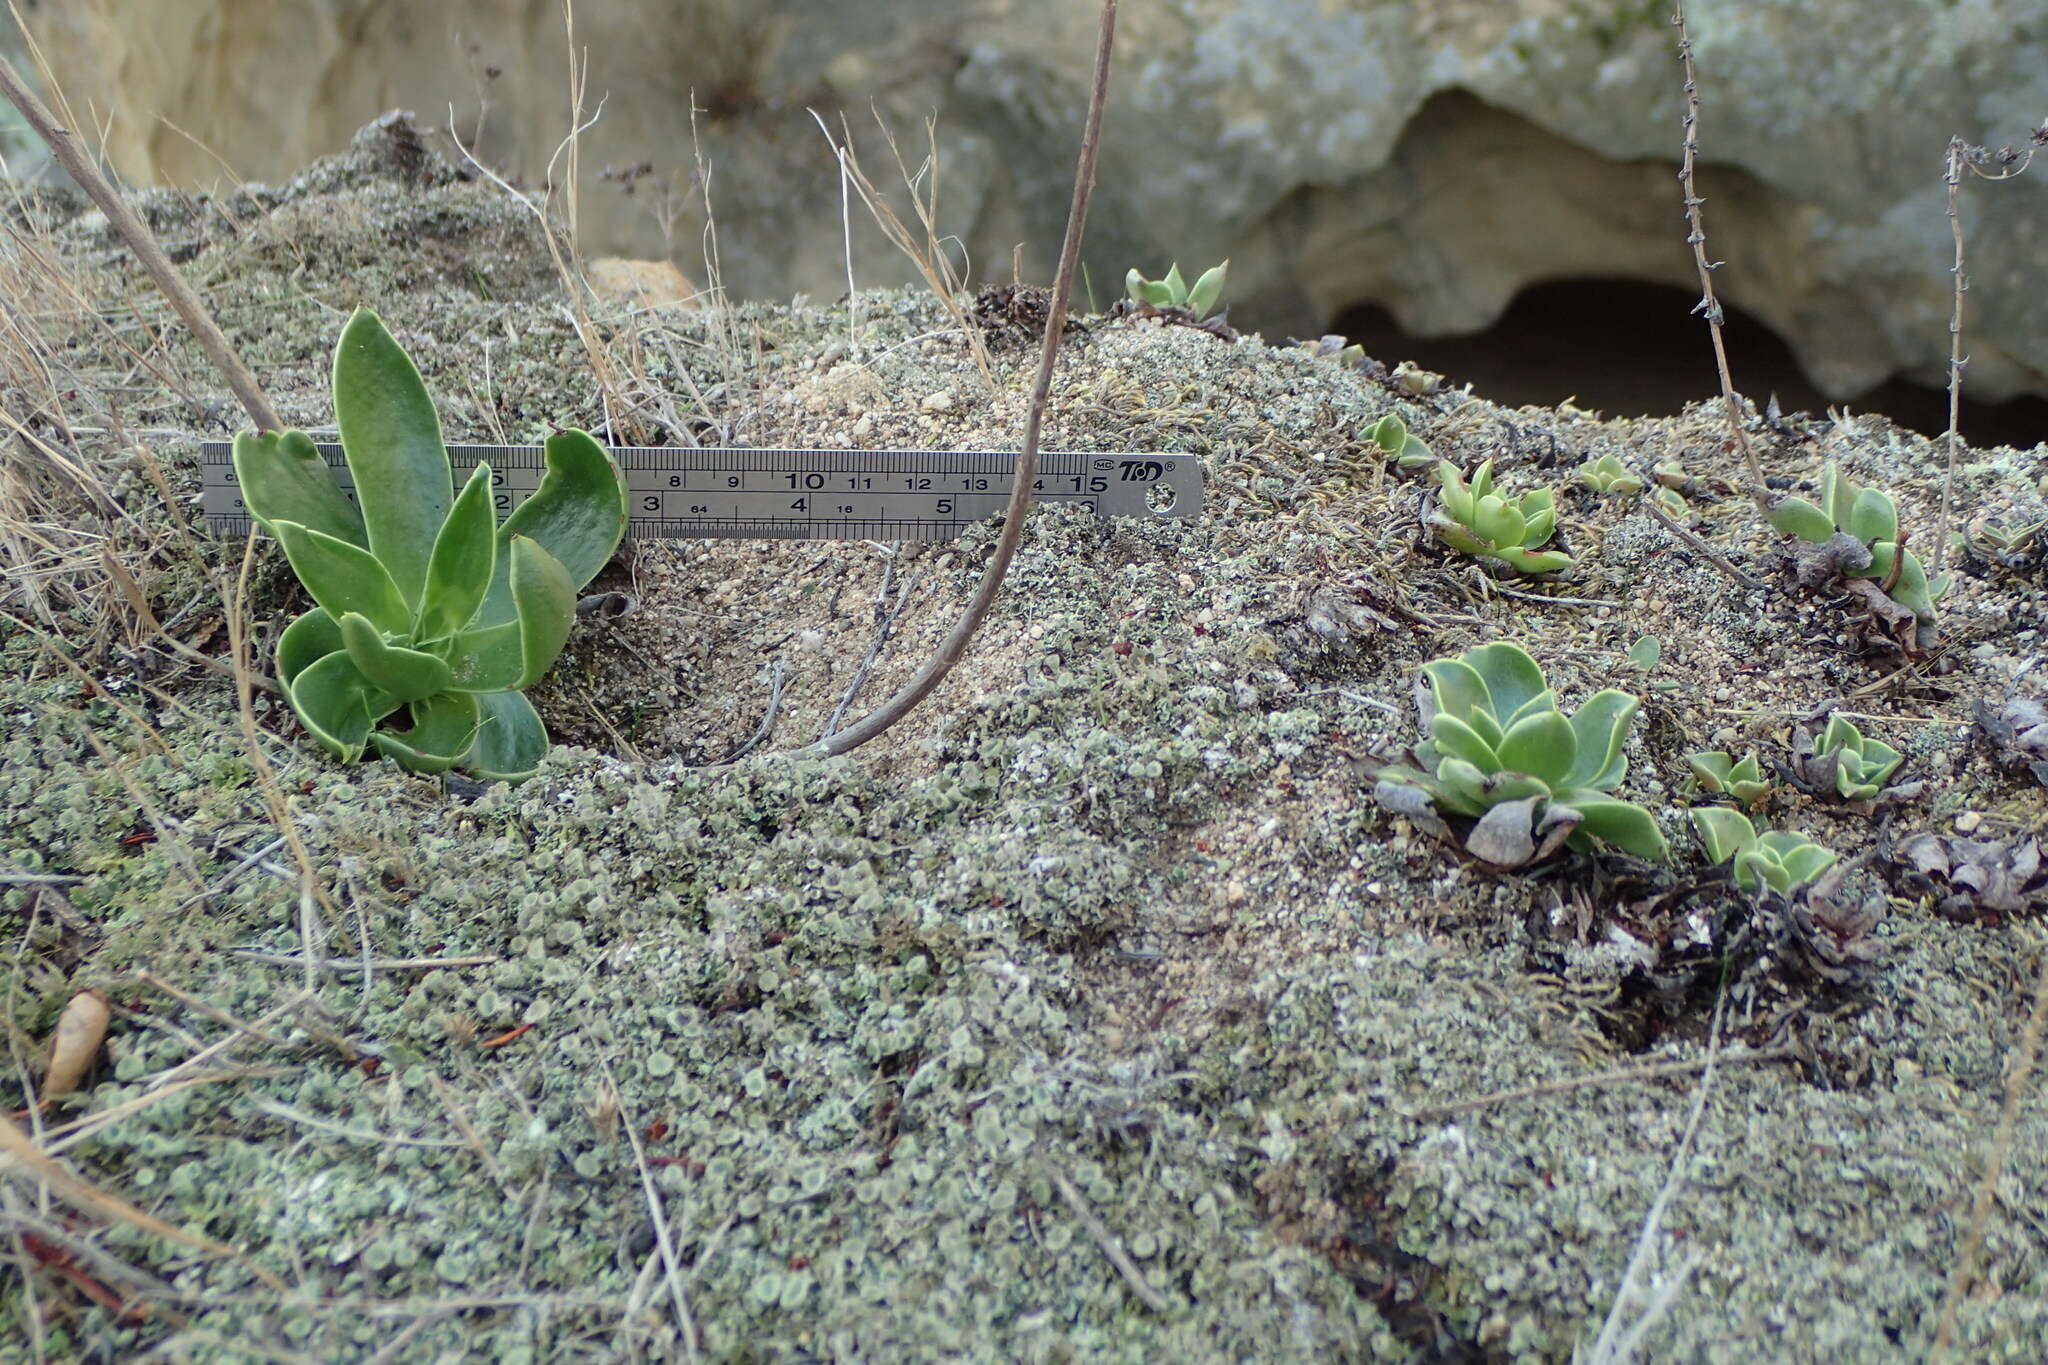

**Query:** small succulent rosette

left=233, top=309, right=627, bottom=781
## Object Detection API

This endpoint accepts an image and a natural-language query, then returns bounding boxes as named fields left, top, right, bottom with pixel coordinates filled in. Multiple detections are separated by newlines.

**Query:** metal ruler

left=199, top=442, right=1201, bottom=541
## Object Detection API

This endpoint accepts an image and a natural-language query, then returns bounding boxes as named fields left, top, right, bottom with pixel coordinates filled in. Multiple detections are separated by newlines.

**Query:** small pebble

left=1954, top=810, right=1982, bottom=834
left=921, top=391, right=955, bottom=413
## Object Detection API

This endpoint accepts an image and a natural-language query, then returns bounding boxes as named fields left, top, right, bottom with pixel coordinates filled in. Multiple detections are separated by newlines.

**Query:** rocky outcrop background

left=19, top=0, right=2048, bottom=403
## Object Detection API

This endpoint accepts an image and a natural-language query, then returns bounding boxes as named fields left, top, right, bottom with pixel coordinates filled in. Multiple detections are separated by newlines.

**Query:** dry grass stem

left=40, top=1071, right=263, bottom=1158
left=1636, top=487, right=1767, bottom=591
left=810, top=108, right=993, bottom=388
left=791, top=0, right=1119, bottom=761
left=1038, top=1153, right=1170, bottom=1314
left=1581, top=991, right=1728, bottom=1362
left=605, top=1058, right=700, bottom=1363
left=424, top=1071, right=501, bottom=1180
left=0, top=1110, right=283, bottom=1289
left=246, top=1097, right=466, bottom=1150
left=229, top=950, right=502, bottom=973
left=133, top=972, right=288, bottom=1050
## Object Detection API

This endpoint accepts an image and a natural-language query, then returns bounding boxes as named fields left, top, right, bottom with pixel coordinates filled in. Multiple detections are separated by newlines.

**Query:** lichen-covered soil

left=3, top=119, right=2045, bottom=1363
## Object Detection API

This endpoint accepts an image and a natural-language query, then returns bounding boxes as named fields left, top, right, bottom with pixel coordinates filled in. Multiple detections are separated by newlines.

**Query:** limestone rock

left=22, top=0, right=2048, bottom=403
left=586, top=257, right=700, bottom=309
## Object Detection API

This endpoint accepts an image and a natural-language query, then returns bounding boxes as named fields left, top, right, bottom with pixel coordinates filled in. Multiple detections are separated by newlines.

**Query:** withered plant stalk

left=1670, top=2, right=1765, bottom=510
left=791, top=0, right=1119, bottom=761
left=1940, top=138, right=1968, bottom=576
left=1934, top=130, right=2039, bottom=574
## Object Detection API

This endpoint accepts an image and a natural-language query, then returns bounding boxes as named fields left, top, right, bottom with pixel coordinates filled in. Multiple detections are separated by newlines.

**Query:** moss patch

left=3, top=117, right=2045, bottom=1362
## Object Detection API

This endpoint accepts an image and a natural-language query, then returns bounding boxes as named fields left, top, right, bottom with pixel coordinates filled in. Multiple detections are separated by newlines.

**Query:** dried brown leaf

left=38, top=988, right=109, bottom=1106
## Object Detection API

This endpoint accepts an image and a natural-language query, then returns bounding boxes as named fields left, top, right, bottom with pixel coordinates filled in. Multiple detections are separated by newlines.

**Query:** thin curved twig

left=782, top=0, right=1119, bottom=762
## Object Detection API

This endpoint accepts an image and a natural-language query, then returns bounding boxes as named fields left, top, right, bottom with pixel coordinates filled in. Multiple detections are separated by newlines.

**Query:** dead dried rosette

left=1890, top=833, right=2045, bottom=921
left=1974, top=695, right=2048, bottom=788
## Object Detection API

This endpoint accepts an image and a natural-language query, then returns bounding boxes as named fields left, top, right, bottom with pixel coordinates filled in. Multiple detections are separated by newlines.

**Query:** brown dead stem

left=787, top=0, right=1119, bottom=760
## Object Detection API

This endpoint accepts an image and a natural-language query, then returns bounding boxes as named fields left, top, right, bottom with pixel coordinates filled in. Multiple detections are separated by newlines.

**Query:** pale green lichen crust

left=2, top=118, right=2045, bottom=1361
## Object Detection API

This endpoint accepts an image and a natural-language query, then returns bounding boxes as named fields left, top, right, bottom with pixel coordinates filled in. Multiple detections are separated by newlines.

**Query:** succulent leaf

left=1768, top=495, right=1836, bottom=544
left=1502, top=690, right=1559, bottom=728
left=1499, top=548, right=1575, bottom=574
left=504, top=535, right=577, bottom=689
left=1368, top=414, right=1408, bottom=453
left=1480, top=772, right=1553, bottom=804
left=337, top=612, right=454, bottom=703
left=368, top=692, right=482, bottom=774
left=443, top=620, right=523, bottom=694
left=231, top=429, right=365, bottom=545
left=1138, top=280, right=1177, bottom=307
left=276, top=608, right=344, bottom=687
left=1474, top=493, right=1525, bottom=548
left=415, top=464, right=498, bottom=642
left=1822, top=465, right=1858, bottom=528
left=1422, top=658, right=1492, bottom=727
left=286, top=652, right=398, bottom=761
left=1778, top=841, right=1840, bottom=886
left=1465, top=643, right=1548, bottom=723
left=1494, top=709, right=1576, bottom=786
left=1558, top=795, right=1670, bottom=861
left=332, top=308, right=454, bottom=608
left=1563, top=690, right=1640, bottom=791
left=1432, top=757, right=1492, bottom=816
left=480, top=429, right=628, bottom=626
left=1577, top=455, right=1644, bottom=494
left=465, top=690, right=549, bottom=782
left=1847, top=488, right=1899, bottom=545
left=1691, top=807, right=1758, bottom=863
left=1888, top=548, right=1939, bottom=623
left=1429, top=713, right=1503, bottom=771
left=270, top=519, right=412, bottom=636
left=1185, top=261, right=1228, bottom=318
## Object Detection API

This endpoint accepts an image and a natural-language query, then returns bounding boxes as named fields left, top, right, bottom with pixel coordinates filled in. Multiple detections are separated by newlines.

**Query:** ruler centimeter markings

left=199, top=442, right=1202, bottom=542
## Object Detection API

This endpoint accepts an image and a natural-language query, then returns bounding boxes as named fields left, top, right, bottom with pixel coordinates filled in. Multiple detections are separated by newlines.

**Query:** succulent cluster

left=1430, top=461, right=1572, bottom=574
left=1300, top=334, right=1366, bottom=367
left=1391, top=361, right=1443, bottom=397
left=234, top=310, right=627, bottom=781
left=1123, top=261, right=1228, bottom=319
left=1688, top=749, right=1773, bottom=807
left=1366, top=412, right=1434, bottom=469
left=1768, top=463, right=1947, bottom=639
left=1576, top=454, right=1644, bottom=495
left=1790, top=715, right=1906, bottom=803
left=1691, top=808, right=1837, bottom=896
left=1373, top=642, right=1668, bottom=867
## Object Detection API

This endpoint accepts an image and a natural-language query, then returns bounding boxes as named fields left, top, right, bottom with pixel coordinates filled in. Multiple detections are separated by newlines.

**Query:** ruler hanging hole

left=1145, top=483, right=1178, bottom=515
